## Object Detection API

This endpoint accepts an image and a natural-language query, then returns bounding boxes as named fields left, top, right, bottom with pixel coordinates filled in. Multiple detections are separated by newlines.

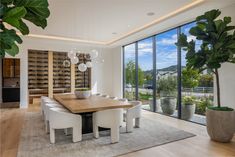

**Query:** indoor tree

left=176, top=9, right=235, bottom=111
left=0, top=0, right=50, bottom=57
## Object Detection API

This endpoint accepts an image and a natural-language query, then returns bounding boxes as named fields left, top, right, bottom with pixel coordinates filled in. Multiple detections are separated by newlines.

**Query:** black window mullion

left=153, top=37, right=157, bottom=112
left=177, top=27, right=182, bottom=119
left=122, top=46, right=125, bottom=98
left=135, top=42, right=139, bottom=100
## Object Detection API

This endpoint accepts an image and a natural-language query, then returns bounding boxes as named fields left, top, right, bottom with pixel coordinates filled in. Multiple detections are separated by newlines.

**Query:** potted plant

left=182, top=96, right=196, bottom=120
left=176, top=9, right=235, bottom=142
left=75, top=88, right=91, bottom=99
left=157, top=76, right=177, bottom=115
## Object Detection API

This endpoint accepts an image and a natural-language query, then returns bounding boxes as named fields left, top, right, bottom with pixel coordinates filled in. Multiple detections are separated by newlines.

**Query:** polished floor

left=0, top=104, right=235, bottom=157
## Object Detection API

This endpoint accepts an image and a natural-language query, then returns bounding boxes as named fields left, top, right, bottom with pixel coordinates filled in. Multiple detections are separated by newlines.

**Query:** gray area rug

left=17, top=112, right=195, bottom=157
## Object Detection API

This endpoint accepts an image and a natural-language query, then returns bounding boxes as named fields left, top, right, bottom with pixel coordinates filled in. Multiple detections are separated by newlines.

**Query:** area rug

left=17, top=112, right=195, bottom=157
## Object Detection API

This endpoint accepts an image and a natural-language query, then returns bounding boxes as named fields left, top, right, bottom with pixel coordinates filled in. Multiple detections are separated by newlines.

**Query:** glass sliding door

left=137, top=37, right=154, bottom=111
left=181, top=23, right=213, bottom=124
left=122, top=21, right=213, bottom=125
left=155, top=29, right=178, bottom=117
left=124, top=44, right=136, bottom=100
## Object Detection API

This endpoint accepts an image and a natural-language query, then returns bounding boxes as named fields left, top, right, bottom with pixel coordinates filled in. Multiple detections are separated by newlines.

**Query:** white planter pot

left=160, top=97, right=176, bottom=115
left=182, top=104, right=196, bottom=120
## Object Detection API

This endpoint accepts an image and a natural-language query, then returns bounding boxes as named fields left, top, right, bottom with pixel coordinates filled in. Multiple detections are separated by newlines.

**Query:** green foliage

left=139, top=92, right=153, bottom=101
left=75, top=88, right=91, bottom=91
left=195, top=98, right=212, bottom=115
left=176, top=9, right=235, bottom=108
left=208, top=106, right=234, bottom=111
left=176, top=9, right=235, bottom=72
left=182, top=68, right=200, bottom=88
left=157, top=76, right=177, bottom=97
left=198, top=74, right=213, bottom=87
left=125, top=60, right=145, bottom=86
left=0, top=0, right=50, bottom=57
left=182, top=96, right=196, bottom=105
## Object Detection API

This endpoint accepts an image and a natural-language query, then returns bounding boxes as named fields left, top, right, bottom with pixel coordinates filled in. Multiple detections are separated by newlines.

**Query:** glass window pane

left=124, top=44, right=136, bottom=100
left=155, top=29, right=178, bottom=117
left=137, top=37, right=154, bottom=111
left=181, top=22, right=214, bottom=124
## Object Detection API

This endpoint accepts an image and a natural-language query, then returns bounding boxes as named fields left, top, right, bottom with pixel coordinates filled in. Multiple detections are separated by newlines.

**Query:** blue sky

left=124, top=22, right=200, bottom=71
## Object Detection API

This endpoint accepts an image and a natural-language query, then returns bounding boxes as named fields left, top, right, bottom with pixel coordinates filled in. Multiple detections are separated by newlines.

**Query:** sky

left=124, top=22, right=201, bottom=71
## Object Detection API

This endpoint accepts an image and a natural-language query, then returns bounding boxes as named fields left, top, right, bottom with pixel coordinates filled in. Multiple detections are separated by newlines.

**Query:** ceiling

left=26, top=0, right=235, bottom=46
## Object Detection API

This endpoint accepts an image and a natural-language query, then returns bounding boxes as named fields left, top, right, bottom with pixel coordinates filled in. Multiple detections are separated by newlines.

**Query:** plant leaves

left=14, top=0, right=50, bottom=29
left=0, top=29, right=22, bottom=57
left=175, top=33, right=188, bottom=47
left=23, top=10, right=47, bottom=28
left=3, top=6, right=26, bottom=20
left=5, top=43, right=19, bottom=56
left=3, top=6, right=29, bottom=34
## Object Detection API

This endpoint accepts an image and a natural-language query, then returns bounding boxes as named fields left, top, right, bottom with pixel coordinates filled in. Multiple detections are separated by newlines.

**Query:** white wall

left=5, top=37, right=113, bottom=108
left=110, top=47, right=123, bottom=98
left=216, top=63, right=235, bottom=109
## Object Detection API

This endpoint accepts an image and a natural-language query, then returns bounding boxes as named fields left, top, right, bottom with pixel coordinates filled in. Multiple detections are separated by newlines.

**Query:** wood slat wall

left=75, top=54, right=91, bottom=89
left=53, top=52, right=71, bottom=93
left=28, top=50, right=91, bottom=103
left=28, top=50, right=49, bottom=90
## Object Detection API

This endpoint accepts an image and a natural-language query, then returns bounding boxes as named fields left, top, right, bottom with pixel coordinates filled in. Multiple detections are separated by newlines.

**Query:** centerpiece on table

left=75, top=88, right=91, bottom=99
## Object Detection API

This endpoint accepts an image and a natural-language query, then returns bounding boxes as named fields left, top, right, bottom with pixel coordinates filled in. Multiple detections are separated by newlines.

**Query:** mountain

left=143, top=65, right=186, bottom=74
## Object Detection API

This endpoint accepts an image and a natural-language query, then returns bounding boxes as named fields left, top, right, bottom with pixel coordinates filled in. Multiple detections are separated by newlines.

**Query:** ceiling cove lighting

left=24, top=34, right=106, bottom=45
left=107, top=0, right=204, bottom=45
left=20, top=0, right=204, bottom=46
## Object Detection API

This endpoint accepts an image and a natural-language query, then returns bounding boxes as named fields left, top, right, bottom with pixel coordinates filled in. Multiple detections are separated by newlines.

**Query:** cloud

left=157, top=34, right=177, bottom=45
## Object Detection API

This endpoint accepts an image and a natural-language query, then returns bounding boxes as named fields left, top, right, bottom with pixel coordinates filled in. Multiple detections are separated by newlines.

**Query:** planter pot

left=182, top=104, right=195, bottom=120
left=160, top=97, right=176, bottom=115
left=149, top=98, right=161, bottom=112
left=206, top=108, right=235, bottom=143
left=75, top=90, right=91, bottom=99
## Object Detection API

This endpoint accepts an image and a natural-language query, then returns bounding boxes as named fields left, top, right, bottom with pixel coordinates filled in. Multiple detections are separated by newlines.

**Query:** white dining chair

left=49, top=107, right=82, bottom=143
left=125, top=101, right=142, bottom=132
left=109, top=96, right=118, bottom=100
left=101, top=94, right=109, bottom=98
left=44, top=103, right=65, bottom=133
left=93, top=109, right=123, bottom=143
left=41, top=96, right=59, bottom=120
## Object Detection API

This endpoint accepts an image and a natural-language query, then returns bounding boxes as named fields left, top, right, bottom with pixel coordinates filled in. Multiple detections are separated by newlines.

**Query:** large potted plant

left=157, top=76, right=177, bottom=115
left=182, top=96, right=196, bottom=120
left=176, top=9, right=235, bottom=142
left=0, top=0, right=50, bottom=57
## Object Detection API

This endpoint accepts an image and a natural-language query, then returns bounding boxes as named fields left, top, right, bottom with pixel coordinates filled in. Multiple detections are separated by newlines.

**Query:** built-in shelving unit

left=28, top=50, right=49, bottom=103
left=75, top=54, right=91, bottom=89
left=28, top=50, right=91, bottom=104
left=53, top=52, right=71, bottom=93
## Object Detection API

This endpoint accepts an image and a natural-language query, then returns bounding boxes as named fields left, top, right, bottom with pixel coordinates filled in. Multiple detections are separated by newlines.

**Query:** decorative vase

left=75, top=90, right=91, bottom=99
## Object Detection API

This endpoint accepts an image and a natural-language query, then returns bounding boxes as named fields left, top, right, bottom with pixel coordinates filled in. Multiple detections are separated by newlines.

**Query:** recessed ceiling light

left=147, top=12, right=155, bottom=16
left=127, top=25, right=131, bottom=27
left=112, top=32, right=117, bottom=35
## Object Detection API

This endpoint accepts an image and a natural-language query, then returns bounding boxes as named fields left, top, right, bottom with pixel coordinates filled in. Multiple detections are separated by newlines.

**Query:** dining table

left=54, top=93, right=133, bottom=133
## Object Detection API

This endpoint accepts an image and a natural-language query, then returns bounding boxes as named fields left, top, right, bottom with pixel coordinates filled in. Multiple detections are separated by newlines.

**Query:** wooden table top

left=54, top=94, right=133, bottom=113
